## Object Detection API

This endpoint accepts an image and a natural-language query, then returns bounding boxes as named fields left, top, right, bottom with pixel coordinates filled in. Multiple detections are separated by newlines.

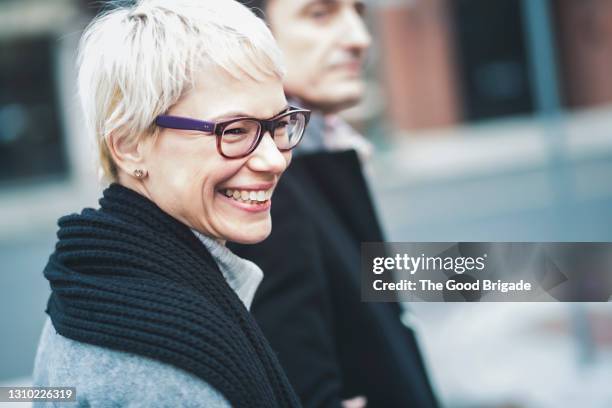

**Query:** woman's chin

left=225, top=222, right=271, bottom=245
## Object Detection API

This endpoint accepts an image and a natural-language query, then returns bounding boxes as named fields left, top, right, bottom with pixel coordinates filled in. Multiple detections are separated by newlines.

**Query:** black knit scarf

left=43, top=183, right=301, bottom=408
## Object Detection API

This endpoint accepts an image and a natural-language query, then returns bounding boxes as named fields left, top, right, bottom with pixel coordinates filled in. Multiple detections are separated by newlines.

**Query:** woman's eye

left=276, top=120, right=289, bottom=129
left=223, top=128, right=251, bottom=143
left=225, top=128, right=248, bottom=135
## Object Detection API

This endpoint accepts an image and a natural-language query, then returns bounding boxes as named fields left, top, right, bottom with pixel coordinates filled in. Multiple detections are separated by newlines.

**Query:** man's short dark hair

left=236, top=0, right=268, bottom=19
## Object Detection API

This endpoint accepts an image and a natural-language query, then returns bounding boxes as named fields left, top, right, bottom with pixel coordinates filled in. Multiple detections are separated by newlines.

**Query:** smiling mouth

left=220, top=188, right=273, bottom=206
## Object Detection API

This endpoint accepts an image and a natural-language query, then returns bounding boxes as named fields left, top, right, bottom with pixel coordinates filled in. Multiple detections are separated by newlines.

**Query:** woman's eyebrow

left=272, top=106, right=291, bottom=117
left=210, top=105, right=290, bottom=121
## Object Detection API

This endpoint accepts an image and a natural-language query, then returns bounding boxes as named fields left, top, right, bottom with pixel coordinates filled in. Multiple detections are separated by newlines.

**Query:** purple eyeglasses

left=155, top=106, right=311, bottom=159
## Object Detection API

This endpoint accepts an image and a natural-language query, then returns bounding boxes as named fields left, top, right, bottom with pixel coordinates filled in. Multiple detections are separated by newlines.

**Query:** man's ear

left=106, top=132, right=148, bottom=177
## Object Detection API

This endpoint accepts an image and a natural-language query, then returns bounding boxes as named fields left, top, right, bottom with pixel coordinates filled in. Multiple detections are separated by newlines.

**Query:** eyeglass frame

left=154, top=106, right=311, bottom=159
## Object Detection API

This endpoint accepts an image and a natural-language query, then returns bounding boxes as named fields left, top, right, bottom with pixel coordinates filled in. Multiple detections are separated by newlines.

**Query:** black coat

left=230, top=150, right=439, bottom=408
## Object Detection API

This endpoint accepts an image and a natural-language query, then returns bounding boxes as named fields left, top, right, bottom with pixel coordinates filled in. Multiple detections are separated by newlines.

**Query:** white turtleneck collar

left=191, top=229, right=263, bottom=310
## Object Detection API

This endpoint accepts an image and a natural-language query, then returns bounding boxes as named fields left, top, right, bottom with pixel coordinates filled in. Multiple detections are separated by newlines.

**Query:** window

left=0, top=36, right=68, bottom=185
left=452, top=0, right=534, bottom=121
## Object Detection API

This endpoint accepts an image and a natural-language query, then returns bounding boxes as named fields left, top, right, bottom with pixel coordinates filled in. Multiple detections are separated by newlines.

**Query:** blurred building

left=0, top=0, right=103, bottom=242
left=377, top=0, right=612, bottom=130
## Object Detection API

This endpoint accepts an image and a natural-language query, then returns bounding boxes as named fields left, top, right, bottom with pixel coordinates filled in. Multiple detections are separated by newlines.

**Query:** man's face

left=266, top=0, right=371, bottom=113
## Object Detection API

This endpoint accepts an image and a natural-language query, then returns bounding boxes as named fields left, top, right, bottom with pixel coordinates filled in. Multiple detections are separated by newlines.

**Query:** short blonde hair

left=77, top=0, right=285, bottom=181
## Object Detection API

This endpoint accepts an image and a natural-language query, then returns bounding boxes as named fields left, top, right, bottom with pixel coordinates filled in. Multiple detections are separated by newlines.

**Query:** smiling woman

left=30, top=1, right=308, bottom=407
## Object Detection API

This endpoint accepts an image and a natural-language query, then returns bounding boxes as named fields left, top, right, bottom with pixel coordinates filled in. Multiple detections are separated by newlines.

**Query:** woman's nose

left=247, top=132, right=289, bottom=174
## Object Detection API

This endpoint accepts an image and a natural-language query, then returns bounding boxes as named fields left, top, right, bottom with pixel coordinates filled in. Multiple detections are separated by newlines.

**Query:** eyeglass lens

left=220, top=112, right=307, bottom=157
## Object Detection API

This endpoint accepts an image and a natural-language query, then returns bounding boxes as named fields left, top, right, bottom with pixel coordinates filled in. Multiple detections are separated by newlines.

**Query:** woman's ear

left=106, top=132, right=149, bottom=179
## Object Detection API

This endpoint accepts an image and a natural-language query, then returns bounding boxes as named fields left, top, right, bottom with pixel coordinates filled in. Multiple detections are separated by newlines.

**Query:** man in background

left=231, top=1, right=439, bottom=407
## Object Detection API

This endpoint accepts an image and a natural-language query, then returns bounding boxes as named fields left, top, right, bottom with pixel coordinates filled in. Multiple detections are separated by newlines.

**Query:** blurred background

left=0, top=0, right=611, bottom=407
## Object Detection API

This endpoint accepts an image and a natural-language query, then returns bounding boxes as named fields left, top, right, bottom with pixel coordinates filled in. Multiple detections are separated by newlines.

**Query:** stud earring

left=133, top=169, right=146, bottom=179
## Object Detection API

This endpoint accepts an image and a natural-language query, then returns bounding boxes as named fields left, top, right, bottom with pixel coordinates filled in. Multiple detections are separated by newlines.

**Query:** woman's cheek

left=283, top=151, right=292, bottom=168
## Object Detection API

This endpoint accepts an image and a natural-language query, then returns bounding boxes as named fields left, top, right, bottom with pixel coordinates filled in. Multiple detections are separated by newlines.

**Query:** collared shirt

left=292, top=107, right=374, bottom=164
left=321, top=115, right=374, bottom=163
left=191, top=229, right=264, bottom=310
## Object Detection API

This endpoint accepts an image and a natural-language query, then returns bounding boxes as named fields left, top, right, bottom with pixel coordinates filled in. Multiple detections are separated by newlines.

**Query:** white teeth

left=222, top=188, right=274, bottom=204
